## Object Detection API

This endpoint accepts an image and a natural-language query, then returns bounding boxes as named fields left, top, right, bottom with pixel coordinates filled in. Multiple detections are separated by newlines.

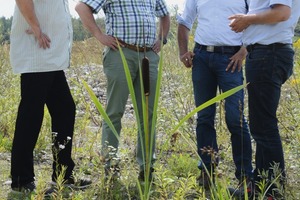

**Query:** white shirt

left=243, top=0, right=300, bottom=46
left=177, top=0, right=249, bottom=46
left=10, top=0, right=73, bottom=74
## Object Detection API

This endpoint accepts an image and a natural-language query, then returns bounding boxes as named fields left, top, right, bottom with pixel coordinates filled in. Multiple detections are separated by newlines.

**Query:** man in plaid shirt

left=75, top=0, right=170, bottom=181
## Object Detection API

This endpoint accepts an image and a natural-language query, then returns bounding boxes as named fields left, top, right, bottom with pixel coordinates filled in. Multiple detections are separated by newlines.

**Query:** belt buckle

left=206, top=46, right=214, bottom=52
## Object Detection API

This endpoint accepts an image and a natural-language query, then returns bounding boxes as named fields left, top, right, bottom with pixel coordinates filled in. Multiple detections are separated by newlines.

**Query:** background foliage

left=1, top=15, right=299, bottom=44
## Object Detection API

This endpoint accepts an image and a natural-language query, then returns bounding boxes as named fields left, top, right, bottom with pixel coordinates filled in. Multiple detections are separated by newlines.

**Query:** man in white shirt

left=229, top=0, right=300, bottom=199
left=177, top=0, right=253, bottom=195
left=10, top=0, right=90, bottom=194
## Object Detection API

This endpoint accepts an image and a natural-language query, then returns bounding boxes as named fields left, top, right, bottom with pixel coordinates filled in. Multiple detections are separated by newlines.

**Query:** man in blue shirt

left=230, top=0, right=300, bottom=199
left=177, top=0, right=253, bottom=194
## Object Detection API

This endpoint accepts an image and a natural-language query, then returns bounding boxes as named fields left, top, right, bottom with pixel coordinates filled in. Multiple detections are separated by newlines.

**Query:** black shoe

left=138, top=167, right=154, bottom=182
left=11, top=181, right=36, bottom=194
left=266, top=195, right=285, bottom=200
left=228, top=178, right=254, bottom=199
left=51, top=177, right=92, bottom=190
left=44, top=187, right=56, bottom=197
left=266, top=190, right=285, bottom=200
left=66, top=177, right=92, bottom=189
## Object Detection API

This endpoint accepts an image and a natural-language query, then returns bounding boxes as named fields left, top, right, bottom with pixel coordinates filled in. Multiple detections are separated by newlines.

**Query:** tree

left=0, top=17, right=12, bottom=44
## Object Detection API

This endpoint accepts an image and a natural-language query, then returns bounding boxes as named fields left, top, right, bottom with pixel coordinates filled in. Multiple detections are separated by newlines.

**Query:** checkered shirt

left=80, top=0, right=169, bottom=47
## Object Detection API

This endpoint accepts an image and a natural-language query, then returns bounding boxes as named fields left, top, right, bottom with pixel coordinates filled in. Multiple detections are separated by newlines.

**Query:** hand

left=228, top=14, right=249, bottom=33
left=26, top=28, right=51, bottom=49
left=226, top=47, right=247, bottom=72
left=98, top=34, right=124, bottom=51
left=180, top=51, right=195, bottom=68
left=152, top=39, right=162, bottom=54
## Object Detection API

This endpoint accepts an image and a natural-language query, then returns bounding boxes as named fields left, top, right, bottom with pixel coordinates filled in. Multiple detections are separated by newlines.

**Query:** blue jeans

left=245, top=44, right=294, bottom=184
left=192, top=45, right=253, bottom=180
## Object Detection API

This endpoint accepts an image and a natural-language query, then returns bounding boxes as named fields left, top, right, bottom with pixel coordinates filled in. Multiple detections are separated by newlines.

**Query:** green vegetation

left=1, top=15, right=299, bottom=44
left=1, top=19, right=300, bottom=199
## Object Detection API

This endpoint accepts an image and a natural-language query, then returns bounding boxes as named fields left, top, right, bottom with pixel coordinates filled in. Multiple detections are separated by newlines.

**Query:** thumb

left=228, top=15, right=236, bottom=20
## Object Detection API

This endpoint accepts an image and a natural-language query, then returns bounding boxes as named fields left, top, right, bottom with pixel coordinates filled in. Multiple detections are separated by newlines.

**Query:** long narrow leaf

left=82, top=80, right=119, bottom=141
left=149, top=46, right=163, bottom=157
left=118, top=46, right=142, bottom=134
left=171, top=84, right=248, bottom=134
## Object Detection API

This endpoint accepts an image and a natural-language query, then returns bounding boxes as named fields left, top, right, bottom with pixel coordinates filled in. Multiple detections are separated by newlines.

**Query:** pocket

left=102, top=46, right=110, bottom=59
left=245, top=50, right=273, bottom=83
left=274, top=47, right=294, bottom=84
left=247, top=49, right=267, bottom=61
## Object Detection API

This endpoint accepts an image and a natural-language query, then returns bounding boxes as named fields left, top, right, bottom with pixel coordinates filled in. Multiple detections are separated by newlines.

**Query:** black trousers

left=11, top=70, right=76, bottom=188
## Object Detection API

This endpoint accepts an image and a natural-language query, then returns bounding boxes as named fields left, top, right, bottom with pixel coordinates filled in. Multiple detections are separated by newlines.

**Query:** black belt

left=195, top=43, right=241, bottom=54
left=246, top=43, right=291, bottom=52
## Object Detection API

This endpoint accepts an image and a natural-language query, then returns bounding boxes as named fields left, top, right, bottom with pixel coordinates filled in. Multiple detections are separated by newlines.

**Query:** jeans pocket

left=246, top=50, right=273, bottom=83
left=102, top=46, right=110, bottom=63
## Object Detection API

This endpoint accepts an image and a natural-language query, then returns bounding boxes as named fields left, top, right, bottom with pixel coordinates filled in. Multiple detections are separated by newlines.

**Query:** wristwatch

left=160, top=37, right=168, bottom=45
left=162, top=37, right=167, bottom=45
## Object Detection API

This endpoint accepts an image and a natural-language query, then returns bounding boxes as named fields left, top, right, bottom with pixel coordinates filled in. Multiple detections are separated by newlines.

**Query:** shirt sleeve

left=270, top=0, right=292, bottom=8
left=80, top=0, right=105, bottom=14
left=176, top=0, right=197, bottom=30
left=155, top=0, right=169, bottom=17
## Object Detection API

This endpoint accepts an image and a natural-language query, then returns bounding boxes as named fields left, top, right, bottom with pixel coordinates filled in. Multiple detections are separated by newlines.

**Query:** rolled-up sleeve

left=155, top=0, right=169, bottom=17
left=80, top=0, right=105, bottom=14
left=176, top=0, right=197, bottom=30
left=270, top=0, right=292, bottom=8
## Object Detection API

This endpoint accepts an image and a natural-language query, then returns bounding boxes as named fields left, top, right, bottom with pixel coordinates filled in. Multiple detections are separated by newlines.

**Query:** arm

left=75, top=2, right=119, bottom=50
left=177, top=24, right=194, bottom=68
left=15, top=0, right=50, bottom=49
left=152, top=15, right=170, bottom=53
left=229, top=4, right=291, bottom=33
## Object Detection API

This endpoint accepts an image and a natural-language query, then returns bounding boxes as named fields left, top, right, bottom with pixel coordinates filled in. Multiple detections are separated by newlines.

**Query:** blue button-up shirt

left=242, top=0, right=300, bottom=46
left=177, top=0, right=248, bottom=46
left=81, top=0, right=169, bottom=47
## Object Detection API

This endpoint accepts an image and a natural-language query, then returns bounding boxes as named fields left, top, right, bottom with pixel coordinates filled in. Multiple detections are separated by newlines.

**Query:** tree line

left=1, top=16, right=300, bottom=45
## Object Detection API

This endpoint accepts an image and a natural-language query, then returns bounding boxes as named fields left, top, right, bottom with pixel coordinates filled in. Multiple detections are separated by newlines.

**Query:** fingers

left=228, top=15, right=248, bottom=33
left=180, top=52, right=194, bottom=68
left=38, top=33, right=51, bottom=49
left=228, top=15, right=236, bottom=20
left=152, top=42, right=161, bottom=54
left=109, top=38, right=119, bottom=50
left=237, top=60, right=242, bottom=72
left=98, top=35, right=120, bottom=50
left=182, top=57, right=192, bottom=68
left=226, top=60, right=234, bottom=72
left=26, top=29, right=51, bottom=49
left=226, top=60, right=242, bottom=72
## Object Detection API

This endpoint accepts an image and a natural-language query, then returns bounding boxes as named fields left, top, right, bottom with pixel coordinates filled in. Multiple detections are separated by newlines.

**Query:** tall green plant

left=83, top=44, right=247, bottom=199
